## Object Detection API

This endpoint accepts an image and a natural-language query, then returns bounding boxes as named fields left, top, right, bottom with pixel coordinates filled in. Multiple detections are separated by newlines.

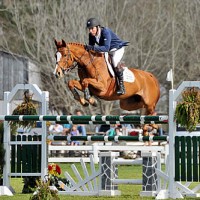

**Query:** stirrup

left=116, top=88, right=125, bottom=95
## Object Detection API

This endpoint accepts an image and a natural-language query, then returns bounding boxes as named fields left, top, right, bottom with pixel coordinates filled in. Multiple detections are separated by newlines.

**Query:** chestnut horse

left=54, top=39, right=160, bottom=115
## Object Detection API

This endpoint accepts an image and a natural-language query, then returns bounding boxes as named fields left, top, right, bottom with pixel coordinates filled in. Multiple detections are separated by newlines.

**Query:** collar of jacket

left=95, top=27, right=101, bottom=43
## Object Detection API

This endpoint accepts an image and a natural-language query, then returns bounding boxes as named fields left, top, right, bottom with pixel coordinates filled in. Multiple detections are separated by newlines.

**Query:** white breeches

left=109, top=47, right=125, bottom=68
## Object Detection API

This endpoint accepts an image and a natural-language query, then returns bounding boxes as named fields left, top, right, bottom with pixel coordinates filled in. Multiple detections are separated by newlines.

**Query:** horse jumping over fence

left=54, top=39, right=160, bottom=115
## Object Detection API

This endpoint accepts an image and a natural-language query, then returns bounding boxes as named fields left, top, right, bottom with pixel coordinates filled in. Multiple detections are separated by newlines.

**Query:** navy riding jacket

left=89, top=27, right=129, bottom=52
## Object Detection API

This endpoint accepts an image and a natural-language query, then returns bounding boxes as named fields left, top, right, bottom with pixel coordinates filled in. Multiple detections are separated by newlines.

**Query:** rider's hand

left=85, top=45, right=94, bottom=51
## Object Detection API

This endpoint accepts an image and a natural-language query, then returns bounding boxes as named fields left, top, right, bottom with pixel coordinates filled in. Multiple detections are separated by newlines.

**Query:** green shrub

left=30, top=179, right=60, bottom=200
left=175, top=87, right=200, bottom=132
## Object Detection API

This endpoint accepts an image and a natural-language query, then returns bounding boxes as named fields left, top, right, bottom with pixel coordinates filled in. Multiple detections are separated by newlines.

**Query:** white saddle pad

left=104, top=53, right=135, bottom=83
left=123, top=67, right=135, bottom=83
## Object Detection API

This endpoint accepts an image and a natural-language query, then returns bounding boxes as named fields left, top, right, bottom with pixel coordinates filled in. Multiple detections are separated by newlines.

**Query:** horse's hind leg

left=146, top=105, right=156, bottom=115
left=119, top=95, right=145, bottom=111
left=120, top=96, right=156, bottom=115
left=120, top=100, right=144, bottom=112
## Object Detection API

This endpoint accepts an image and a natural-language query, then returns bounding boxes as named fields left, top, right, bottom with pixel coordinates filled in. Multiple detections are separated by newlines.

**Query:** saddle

left=104, top=53, right=135, bottom=83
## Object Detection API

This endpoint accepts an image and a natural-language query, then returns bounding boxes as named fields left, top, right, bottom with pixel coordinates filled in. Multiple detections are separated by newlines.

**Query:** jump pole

left=0, top=115, right=168, bottom=124
left=47, top=135, right=169, bottom=142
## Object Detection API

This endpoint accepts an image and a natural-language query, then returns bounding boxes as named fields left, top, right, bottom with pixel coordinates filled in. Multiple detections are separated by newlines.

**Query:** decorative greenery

left=175, top=87, right=200, bottom=132
left=29, top=164, right=62, bottom=199
left=11, top=90, right=37, bottom=128
left=29, top=179, right=60, bottom=200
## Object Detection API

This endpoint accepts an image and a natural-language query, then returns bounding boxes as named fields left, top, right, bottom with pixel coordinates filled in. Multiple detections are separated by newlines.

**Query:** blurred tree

left=0, top=0, right=200, bottom=114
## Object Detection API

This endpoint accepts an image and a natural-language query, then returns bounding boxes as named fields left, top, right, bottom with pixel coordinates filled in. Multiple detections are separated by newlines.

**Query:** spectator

left=63, top=124, right=72, bottom=135
left=48, top=122, right=64, bottom=156
left=75, top=109, right=87, bottom=136
left=122, top=124, right=135, bottom=136
left=106, top=124, right=122, bottom=136
left=143, top=123, right=159, bottom=146
left=142, top=112, right=161, bottom=146
left=129, top=124, right=142, bottom=136
left=62, top=113, right=72, bottom=135
left=69, top=125, right=80, bottom=146
left=49, top=122, right=63, bottom=133
left=97, top=125, right=110, bottom=133
left=114, top=127, right=123, bottom=136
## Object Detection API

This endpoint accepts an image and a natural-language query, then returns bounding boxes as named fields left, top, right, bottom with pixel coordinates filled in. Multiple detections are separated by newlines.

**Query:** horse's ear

left=54, top=39, right=57, bottom=45
left=62, top=39, right=67, bottom=47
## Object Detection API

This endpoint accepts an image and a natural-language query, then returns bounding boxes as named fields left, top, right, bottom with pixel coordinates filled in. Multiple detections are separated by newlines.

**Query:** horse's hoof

left=89, top=98, right=98, bottom=107
left=80, top=98, right=89, bottom=107
left=83, top=102, right=89, bottom=107
left=92, top=99, right=98, bottom=107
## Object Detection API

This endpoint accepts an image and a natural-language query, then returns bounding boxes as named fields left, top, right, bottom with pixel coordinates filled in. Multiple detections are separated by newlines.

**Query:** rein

left=66, top=45, right=95, bottom=71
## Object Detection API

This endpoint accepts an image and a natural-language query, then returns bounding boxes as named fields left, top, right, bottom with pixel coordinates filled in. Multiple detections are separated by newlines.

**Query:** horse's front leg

left=83, top=87, right=98, bottom=107
left=68, top=80, right=89, bottom=107
left=82, top=78, right=106, bottom=93
left=82, top=78, right=107, bottom=105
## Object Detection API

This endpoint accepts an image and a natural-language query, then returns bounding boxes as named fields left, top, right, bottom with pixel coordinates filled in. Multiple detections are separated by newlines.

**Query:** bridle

left=56, top=45, right=75, bottom=75
left=56, top=44, right=95, bottom=75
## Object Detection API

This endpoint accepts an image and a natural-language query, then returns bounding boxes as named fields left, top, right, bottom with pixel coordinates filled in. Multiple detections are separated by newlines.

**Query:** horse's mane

left=56, top=41, right=84, bottom=49
left=67, top=42, right=104, bottom=58
left=64, top=42, right=103, bottom=58
left=67, top=42, right=84, bottom=48
left=67, top=42, right=102, bottom=57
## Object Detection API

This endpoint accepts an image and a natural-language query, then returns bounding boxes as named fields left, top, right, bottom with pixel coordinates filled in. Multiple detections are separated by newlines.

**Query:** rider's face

left=89, top=26, right=98, bottom=36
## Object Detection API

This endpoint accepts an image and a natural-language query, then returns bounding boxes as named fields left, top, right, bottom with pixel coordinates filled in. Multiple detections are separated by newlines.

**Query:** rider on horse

left=85, top=18, right=129, bottom=95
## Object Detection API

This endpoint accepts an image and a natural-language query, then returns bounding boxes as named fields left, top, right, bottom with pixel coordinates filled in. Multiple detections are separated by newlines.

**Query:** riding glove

left=85, top=45, right=94, bottom=51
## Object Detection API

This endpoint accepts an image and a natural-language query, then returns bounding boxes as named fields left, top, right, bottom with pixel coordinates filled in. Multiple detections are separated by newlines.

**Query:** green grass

left=0, top=163, right=197, bottom=199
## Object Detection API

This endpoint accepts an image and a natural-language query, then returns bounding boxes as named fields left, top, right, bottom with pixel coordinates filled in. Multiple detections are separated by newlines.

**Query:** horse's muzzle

left=54, top=74, right=59, bottom=79
left=53, top=71, right=61, bottom=79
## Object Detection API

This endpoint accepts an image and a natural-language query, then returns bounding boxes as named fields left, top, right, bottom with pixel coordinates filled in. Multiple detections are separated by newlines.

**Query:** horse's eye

left=64, top=54, right=67, bottom=57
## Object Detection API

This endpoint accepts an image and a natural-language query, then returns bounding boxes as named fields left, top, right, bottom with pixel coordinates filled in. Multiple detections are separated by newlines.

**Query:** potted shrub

left=11, top=90, right=37, bottom=128
left=175, top=87, right=200, bottom=132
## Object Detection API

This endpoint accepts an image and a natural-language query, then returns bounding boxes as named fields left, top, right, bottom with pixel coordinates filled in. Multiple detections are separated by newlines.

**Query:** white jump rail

left=48, top=143, right=168, bottom=164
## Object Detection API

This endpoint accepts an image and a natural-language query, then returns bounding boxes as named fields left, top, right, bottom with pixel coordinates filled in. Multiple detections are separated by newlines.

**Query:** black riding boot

left=115, top=70, right=125, bottom=95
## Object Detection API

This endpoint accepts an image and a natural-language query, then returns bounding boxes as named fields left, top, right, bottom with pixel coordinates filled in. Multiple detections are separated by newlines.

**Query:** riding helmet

left=86, top=18, right=101, bottom=29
